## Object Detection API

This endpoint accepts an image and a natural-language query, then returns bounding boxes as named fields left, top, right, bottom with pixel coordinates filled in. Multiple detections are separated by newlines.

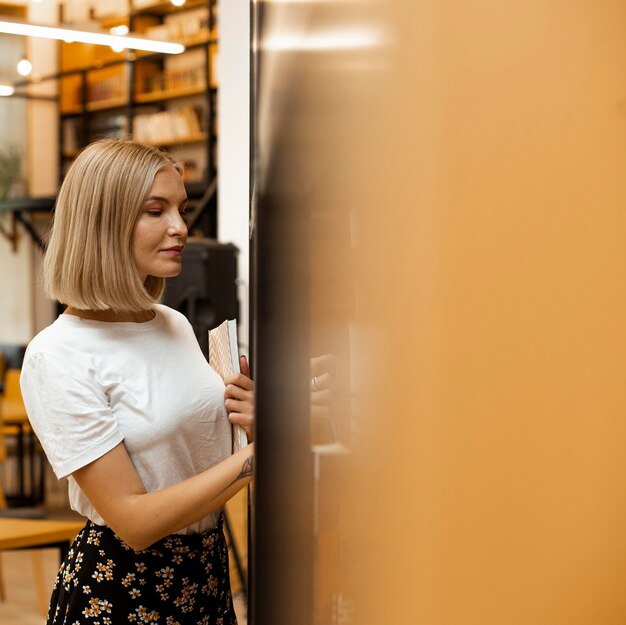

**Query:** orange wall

left=349, top=2, right=626, bottom=624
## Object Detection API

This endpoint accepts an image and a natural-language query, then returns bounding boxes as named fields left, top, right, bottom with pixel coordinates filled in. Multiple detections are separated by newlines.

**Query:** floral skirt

left=47, top=519, right=237, bottom=625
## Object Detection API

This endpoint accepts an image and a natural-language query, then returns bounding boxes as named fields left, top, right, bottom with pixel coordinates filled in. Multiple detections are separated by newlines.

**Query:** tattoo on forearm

left=211, top=455, right=254, bottom=503
left=237, top=456, right=254, bottom=481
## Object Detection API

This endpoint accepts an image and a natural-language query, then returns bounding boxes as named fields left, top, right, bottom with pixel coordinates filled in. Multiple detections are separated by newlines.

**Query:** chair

left=0, top=356, right=8, bottom=513
left=0, top=362, right=77, bottom=616
left=0, top=368, right=45, bottom=506
left=0, top=344, right=30, bottom=504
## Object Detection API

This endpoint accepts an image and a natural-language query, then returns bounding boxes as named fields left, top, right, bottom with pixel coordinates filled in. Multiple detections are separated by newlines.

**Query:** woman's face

left=133, top=166, right=188, bottom=282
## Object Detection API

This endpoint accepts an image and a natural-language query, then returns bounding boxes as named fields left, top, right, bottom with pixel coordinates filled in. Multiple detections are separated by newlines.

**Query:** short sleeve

left=20, top=351, right=124, bottom=479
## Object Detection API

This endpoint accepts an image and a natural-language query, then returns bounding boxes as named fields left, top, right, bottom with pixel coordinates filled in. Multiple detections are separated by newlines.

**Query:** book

left=208, top=319, right=248, bottom=452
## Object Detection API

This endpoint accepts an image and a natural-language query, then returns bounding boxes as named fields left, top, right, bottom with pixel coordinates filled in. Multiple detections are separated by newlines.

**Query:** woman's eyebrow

left=145, top=195, right=188, bottom=205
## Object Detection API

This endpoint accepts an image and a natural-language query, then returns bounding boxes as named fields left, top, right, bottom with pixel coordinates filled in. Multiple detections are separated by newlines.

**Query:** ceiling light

left=0, top=15, right=184, bottom=55
left=171, top=0, right=186, bottom=6
left=17, top=57, right=32, bottom=76
left=0, top=85, right=15, bottom=96
left=110, top=25, right=129, bottom=36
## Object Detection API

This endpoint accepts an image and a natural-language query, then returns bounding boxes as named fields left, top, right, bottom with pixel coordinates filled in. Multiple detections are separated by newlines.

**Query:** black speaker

left=0, top=344, right=26, bottom=370
left=164, top=239, right=239, bottom=357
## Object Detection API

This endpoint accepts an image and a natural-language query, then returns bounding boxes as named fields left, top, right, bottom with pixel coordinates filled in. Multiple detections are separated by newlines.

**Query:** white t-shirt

left=20, top=305, right=232, bottom=534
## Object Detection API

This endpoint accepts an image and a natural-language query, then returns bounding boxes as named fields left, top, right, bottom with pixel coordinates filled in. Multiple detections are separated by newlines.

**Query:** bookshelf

left=58, top=0, right=218, bottom=233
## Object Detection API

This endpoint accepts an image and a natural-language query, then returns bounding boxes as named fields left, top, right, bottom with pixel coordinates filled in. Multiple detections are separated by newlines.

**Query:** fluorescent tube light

left=0, top=85, right=15, bottom=96
left=0, top=16, right=185, bottom=55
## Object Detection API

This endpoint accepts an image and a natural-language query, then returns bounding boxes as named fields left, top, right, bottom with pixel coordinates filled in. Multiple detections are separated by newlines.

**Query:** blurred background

left=1, top=1, right=626, bottom=624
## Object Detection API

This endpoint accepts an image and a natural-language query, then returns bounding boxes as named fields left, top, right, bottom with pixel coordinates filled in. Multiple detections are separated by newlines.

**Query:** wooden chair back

left=0, top=355, right=8, bottom=508
left=0, top=367, right=31, bottom=510
left=2, top=369, right=24, bottom=405
left=0, top=352, right=7, bottom=468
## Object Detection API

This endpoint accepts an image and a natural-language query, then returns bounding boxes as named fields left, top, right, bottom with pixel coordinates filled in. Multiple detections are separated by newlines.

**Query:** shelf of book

left=135, top=84, right=206, bottom=104
left=56, top=0, right=217, bottom=227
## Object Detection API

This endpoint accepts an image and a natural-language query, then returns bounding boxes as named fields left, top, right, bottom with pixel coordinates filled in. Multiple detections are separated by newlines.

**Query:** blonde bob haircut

left=44, top=138, right=183, bottom=312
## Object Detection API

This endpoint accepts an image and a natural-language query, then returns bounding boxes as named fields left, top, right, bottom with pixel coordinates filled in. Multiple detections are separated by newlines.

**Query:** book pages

left=208, top=320, right=248, bottom=452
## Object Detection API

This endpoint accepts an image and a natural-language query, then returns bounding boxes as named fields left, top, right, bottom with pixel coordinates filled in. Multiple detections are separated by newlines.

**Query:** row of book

left=133, top=105, right=203, bottom=144
left=145, top=7, right=211, bottom=43
left=88, top=78, right=127, bottom=104
left=141, top=66, right=205, bottom=95
left=63, top=115, right=128, bottom=155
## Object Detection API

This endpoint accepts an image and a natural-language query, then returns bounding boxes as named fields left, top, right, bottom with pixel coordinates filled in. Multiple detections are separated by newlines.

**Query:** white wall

left=0, top=239, right=32, bottom=344
left=27, top=0, right=59, bottom=199
left=0, top=2, right=59, bottom=344
left=0, top=30, right=32, bottom=343
left=217, top=0, right=250, bottom=355
left=27, top=0, right=59, bottom=336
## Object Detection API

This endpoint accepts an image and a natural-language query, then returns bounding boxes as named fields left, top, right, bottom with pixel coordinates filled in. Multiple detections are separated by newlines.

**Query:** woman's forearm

left=73, top=443, right=254, bottom=551
left=132, top=447, right=254, bottom=546
left=126, top=446, right=254, bottom=550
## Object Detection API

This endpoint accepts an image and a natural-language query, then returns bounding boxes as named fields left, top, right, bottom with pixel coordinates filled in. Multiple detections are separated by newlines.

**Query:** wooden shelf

left=0, top=197, right=56, bottom=213
left=131, top=0, right=208, bottom=16
left=135, top=84, right=206, bottom=103
left=60, top=104, right=83, bottom=116
left=97, top=14, right=130, bottom=28
left=86, top=96, right=129, bottom=112
left=179, top=34, right=212, bottom=48
left=0, top=197, right=56, bottom=250
left=146, top=132, right=207, bottom=147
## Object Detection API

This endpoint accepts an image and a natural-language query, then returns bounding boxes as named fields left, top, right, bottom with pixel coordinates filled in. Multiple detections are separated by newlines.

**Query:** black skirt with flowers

left=47, top=519, right=237, bottom=625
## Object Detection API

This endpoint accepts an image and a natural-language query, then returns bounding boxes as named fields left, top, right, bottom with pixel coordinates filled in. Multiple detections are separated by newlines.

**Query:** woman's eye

left=179, top=208, right=189, bottom=217
left=146, top=209, right=162, bottom=217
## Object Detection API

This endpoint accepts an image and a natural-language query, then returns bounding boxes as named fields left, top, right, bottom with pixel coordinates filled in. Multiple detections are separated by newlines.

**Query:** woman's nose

left=168, top=212, right=188, bottom=237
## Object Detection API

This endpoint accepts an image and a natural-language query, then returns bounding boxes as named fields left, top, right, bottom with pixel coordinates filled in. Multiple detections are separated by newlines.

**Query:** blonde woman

left=20, top=138, right=253, bottom=625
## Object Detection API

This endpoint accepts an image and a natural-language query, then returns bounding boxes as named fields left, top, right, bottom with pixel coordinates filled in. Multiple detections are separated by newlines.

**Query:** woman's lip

left=160, top=247, right=184, bottom=255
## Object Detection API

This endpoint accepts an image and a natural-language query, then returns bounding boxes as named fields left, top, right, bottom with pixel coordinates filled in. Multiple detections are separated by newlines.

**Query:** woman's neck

left=64, top=307, right=156, bottom=323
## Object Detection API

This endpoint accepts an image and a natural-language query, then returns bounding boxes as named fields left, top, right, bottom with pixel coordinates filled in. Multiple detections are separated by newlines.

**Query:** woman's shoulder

left=154, top=304, right=194, bottom=329
left=23, top=315, right=91, bottom=369
left=25, top=314, right=74, bottom=354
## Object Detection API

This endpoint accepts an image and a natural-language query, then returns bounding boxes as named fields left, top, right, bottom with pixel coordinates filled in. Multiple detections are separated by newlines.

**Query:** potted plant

left=0, top=144, right=24, bottom=201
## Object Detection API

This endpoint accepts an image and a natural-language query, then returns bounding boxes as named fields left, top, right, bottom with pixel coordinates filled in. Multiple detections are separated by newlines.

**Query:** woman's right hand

left=224, top=355, right=255, bottom=443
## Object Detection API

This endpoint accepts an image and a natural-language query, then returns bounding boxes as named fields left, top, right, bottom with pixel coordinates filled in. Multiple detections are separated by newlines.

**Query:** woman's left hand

left=224, top=355, right=255, bottom=443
